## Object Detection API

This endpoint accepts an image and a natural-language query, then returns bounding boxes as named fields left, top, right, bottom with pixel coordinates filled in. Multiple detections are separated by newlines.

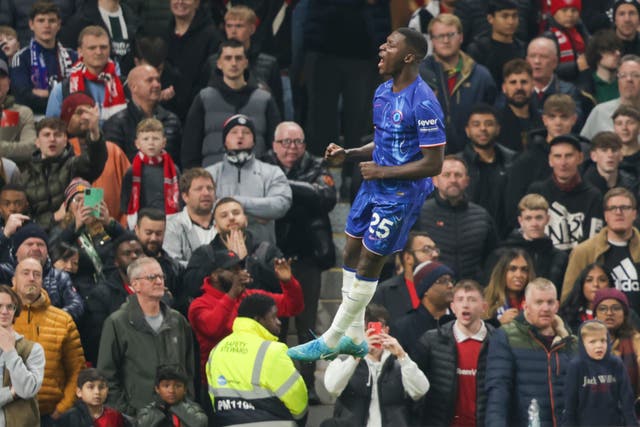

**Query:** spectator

left=103, top=64, right=182, bottom=164
left=504, top=94, right=581, bottom=231
left=205, top=114, right=291, bottom=245
left=562, top=187, right=640, bottom=307
left=12, top=257, right=85, bottom=426
left=408, top=0, right=453, bottom=56
left=581, top=0, right=616, bottom=33
left=415, top=156, right=498, bottom=281
left=0, top=222, right=84, bottom=322
left=583, top=131, right=638, bottom=196
left=581, top=54, right=640, bottom=139
left=206, top=294, right=308, bottom=426
left=187, top=249, right=303, bottom=415
left=484, top=278, right=578, bottom=427
left=121, top=118, right=180, bottom=227
left=393, top=261, right=456, bottom=358
left=593, top=287, right=640, bottom=395
left=420, top=13, right=497, bottom=153
left=163, top=168, right=216, bottom=267
left=614, top=105, right=640, bottom=179
left=497, top=59, right=543, bottom=152
left=486, top=194, right=568, bottom=286
left=63, top=92, right=131, bottom=224
left=56, top=368, right=126, bottom=427
left=183, top=197, right=283, bottom=300
left=527, top=134, right=604, bottom=252
left=414, top=280, right=495, bottom=427
left=324, top=304, right=429, bottom=426
left=203, top=5, right=284, bottom=116
left=135, top=365, right=207, bottom=427
left=82, top=233, right=144, bottom=366
left=0, top=184, right=28, bottom=228
left=164, top=0, right=222, bottom=121
left=577, top=29, right=621, bottom=103
left=9, top=1, right=77, bottom=116
left=562, top=320, right=639, bottom=427
left=46, top=26, right=127, bottom=122
left=59, top=0, right=139, bottom=77
left=0, top=0, right=82, bottom=46
left=614, top=0, right=640, bottom=56
left=484, top=248, right=535, bottom=326
left=373, top=231, right=440, bottom=322
left=182, top=40, right=281, bottom=168
left=466, top=0, right=525, bottom=85
left=49, top=242, right=79, bottom=276
left=97, top=257, right=194, bottom=417
left=542, top=0, right=590, bottom=83
left=458, top=103, right=516, bottom=236
left=19, top=113, right=106, bottom=231
left=0, top=56, right=36, bottom=167
left=133, top=208, right=183, bottom=307
left=559, top=263, right=611, bottom=332
left=0, top=27, right=19, bottom=62
left=0, top=285, right=44, bottom=427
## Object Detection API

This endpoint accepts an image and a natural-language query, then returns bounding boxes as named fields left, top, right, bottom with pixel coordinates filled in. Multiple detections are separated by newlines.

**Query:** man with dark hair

left=466, top=0, right=525, bottom=85
left=614, top=0, right=640, bottom=56
left=498, top=58, right=543, bottom=152
left=614, top=104, right=640, bottom=178
left=583, top=131, right=638, bottom=196
left=458, top=103, right=516, bottom=235
left=579, top=29, right=622, bottom=104
left=9, top=1, right=77, bottom=115
left=373, top=231, right=440, bottom=322
left=207, top=293, right=308, bottom=426
left=164, top=168, right=217, bottom=266
left=0, top=183, right=28, bottom=227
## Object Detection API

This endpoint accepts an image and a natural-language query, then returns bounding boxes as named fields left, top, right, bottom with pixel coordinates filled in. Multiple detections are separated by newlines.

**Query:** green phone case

left=83, top=188, right=104, bottom=218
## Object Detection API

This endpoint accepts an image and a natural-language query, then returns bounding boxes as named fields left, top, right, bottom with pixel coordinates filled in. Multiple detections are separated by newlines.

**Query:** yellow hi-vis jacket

left=206, top=317, right=308, bottom=426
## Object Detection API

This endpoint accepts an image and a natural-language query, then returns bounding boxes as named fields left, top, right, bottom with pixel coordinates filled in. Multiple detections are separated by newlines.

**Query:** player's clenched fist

left=325, top=143, right=347, bottom=165
left=360, top=161, right=384, bottom=180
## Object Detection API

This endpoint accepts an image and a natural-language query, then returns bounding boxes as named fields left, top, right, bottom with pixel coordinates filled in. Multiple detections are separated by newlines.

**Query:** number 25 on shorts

left=369, top=213, right=393, bottom=239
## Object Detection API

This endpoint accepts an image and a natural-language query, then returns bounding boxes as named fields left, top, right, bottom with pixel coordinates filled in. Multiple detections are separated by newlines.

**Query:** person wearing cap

left=0, top=55, right=37, bottom=167
left=181, top=39, right=281, bottom=169
left=562, top=187, right=640, bottom=306
left=593, top=287, right=640, bottom=396
left=527, top=133, right=604, bottom=252
left=9, top=1, right=77, bottom=116
left=97, top=256, right=194, bottom=417
left=614, top=0, right=640, bottom=56
left=204, top=114, right=291, bottom=245
left=415, top=156, right=498, bottom=281
left=583, top=131, right=638, bottom=196
left=414, top=280, right=495, bottom=427
left=188, top=248, right=303, bottom=414
left=392, top=260, right=456, bottom=359
left=466, top=0, right=525, bottom=85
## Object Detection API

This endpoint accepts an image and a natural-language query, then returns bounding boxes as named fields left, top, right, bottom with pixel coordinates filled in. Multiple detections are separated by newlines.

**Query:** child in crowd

left=56, top=368, right=127, bottom=426
left=562, top=320, right=639, bottom=426
left=135, top=365, right=207, bottom=427
left=121, top=118, right=180, bottom=229
left=0, top=26, right=19, bottom=62
left=544, top=0, right=590, bottom=82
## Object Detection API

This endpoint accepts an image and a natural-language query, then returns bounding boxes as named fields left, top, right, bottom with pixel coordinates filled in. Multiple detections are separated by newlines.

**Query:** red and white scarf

left=127, top=150, right=180, bottom=221
left=68, top=59, right=127, bottom=120
left=550, top=26, right=585, bottom=64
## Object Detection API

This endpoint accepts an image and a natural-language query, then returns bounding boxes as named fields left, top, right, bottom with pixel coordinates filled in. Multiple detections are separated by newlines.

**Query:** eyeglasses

left=604, top=205, right=635, bottom=213
left=617, top=72, right=640, bottom=80
left=430, top=32, right=459, bottom=42
left=412, top=246, right=440, bottom=255
left=134, top=274, right=165, bottom=282
left=0, top=304, right=16, bottom=312
left=275, top=138, right=305, bottom=148
left=596, top=304, right=624, bottom=314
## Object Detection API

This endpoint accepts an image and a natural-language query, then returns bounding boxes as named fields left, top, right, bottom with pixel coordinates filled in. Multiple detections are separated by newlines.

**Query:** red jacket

left=188, top=276, right=304, bottom=381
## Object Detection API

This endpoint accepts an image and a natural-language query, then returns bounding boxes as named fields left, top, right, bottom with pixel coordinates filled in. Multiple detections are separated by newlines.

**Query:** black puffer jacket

left=261, top=150, right=336, bottom=269
left=414, top=193, right=498, bottom=281
left=19, top=135, right=107, bottom=231
left=414, top=320, right=495, bottom=427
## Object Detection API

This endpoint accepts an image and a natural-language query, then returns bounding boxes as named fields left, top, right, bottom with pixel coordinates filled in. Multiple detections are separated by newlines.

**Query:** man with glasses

left=420, top=13, right=497, bottom=154
left=562, top=187, right=640, bottom=310
left=97, top=256, right=194, bottom=417
left=582, top=55, right=640, bottom=139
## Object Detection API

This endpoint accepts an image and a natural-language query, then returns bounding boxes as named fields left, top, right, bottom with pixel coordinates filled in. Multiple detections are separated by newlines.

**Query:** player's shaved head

left=395, top=27, right=428, bottom=62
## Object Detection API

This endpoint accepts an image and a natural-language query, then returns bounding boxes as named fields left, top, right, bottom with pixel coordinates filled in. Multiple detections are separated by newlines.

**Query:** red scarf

left=127, top=151, right=180, bottom=216
left=550, top=26, right=585, bottom=64
left=68, top=59, right=126, bottom=118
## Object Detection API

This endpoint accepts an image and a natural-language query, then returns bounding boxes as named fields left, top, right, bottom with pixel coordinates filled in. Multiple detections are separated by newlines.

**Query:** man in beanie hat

left=392, top=260, right=456, bottom=358
left=205, top=114, right=291, bottom=245
left=181, top=39, right=281, bottom=169
left=63, top=92, right=130, bottom=224
left=0, top=221, right=84, bottom=322
left=614, top=0, right=640, bottom=56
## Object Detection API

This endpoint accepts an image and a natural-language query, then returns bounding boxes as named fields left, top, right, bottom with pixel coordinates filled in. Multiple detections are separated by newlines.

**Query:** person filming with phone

left=323, top=304, right=430, bottom=426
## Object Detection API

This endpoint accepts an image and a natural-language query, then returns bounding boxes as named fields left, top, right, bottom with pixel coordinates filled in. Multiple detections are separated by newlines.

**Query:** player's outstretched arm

left=325, top=142, right=374, bottom=166
left=360, top=145, right=444, bottom=180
